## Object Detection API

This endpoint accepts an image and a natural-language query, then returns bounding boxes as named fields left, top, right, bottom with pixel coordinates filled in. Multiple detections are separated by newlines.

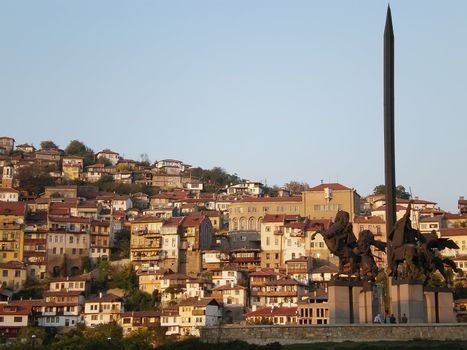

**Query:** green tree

left=40, top=140, right=58, bottom=149
left=112, top=229, right=130, bottom=260
left=17, top=164, right=55, bottom=195
left=372, top=184, right=411, bottom=199
left=96, top=174, right=115, bottom=192
left=65, top=140, right=95, bottom=166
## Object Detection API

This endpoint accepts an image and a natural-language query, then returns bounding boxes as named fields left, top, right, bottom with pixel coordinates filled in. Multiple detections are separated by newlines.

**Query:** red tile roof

left=0, top=202, right=26, bottom=216
left=0, top=188, right=19, bottom=193
left=353, top=216, right=385, bottom=224
left=236, top=196, right=302, bottom=203
left=246, top=306, right=297, bottom=318
left=440, top=228, right=467, bottom=237
left=308, top=183, right=351, bottom=191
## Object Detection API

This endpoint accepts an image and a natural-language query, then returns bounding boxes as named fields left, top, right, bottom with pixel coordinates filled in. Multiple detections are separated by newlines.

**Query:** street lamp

left=107, top=336, right=111, bottom=344
left=31, top=334, right=37, bottom=350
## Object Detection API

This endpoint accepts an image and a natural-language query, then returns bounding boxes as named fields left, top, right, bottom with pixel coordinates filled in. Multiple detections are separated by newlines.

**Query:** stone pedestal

left=359, top=282, right=380, bottom=324
left=390, top=279, right=425, bottom=323
left=328, top=280, right=362, bottom=324
left=424, top=287, right=456, bottom=323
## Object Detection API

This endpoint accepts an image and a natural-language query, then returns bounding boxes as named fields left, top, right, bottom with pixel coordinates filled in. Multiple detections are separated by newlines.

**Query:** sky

left=1, top=1, right=466, bottom=212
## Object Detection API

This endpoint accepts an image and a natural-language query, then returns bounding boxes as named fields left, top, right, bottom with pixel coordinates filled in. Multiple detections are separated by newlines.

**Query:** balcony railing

left=257, top=291, right=297, bottom=297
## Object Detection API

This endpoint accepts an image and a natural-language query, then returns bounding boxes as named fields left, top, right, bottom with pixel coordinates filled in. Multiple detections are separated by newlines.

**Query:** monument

left=312, top=212, right=386, bottom=324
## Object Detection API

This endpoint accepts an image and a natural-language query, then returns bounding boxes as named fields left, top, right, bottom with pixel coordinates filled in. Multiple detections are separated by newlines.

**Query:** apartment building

left=301, top=183, right=360, bottom=221
left=83, top=293, right=123, bottom=327
left=228, top=196, right=302, bottom=232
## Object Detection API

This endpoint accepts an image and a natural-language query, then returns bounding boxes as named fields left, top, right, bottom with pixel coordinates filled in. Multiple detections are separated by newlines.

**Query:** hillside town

left=0, top=135, right=466, bottom=343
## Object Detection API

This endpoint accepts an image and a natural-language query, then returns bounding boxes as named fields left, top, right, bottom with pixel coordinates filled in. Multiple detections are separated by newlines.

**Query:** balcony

left=257, top=291, right=297, bottom=297
left=192, top=310, right=205, bottom=316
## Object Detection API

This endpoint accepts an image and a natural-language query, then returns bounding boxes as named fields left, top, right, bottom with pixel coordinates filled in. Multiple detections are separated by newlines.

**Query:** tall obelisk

left=384, top=5, right=396, bottom=237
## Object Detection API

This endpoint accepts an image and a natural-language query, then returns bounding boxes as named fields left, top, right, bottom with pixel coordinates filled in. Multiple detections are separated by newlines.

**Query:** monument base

left=424, top=286, right=456, bottom=323
left=359, top=282, right=381, bottom=324
left=328, top=279, right=362, bottom=324
left=391, top=279, right=425, bottom=323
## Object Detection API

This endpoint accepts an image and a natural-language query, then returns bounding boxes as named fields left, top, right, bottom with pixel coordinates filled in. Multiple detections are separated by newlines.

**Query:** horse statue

left=311, top=211, right=386, bottom=281
left=387, top=204, right=462, bottom=286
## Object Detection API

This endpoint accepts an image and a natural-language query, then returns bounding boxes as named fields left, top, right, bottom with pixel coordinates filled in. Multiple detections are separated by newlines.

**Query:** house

left=180, top=214, right=214, bottom=276
left=296, top=290, right=329, bottom=325
left=23, top=211, right=48, bottom=281
left=260, top=214, right=299, bottom=269
left=0, top=202, right=26, bottom=263
left=226, top=181, right=263, bottom=197
left=15, top=143, right=35, bottom=154
left=223, top=231, right=261, bottom=270
left=38, top=290, right=84, bottom=328
left=96, top=194, right=132, bottom=212
left=212, top=283, right=247, bottom=307
left=137, top=267, right=172, bottom=294
left=0, top=261, right=27, bottom=291
left=310, top=265, right=338, bottom=291
left=245, top=306, right=297, bottom=325
left=83, top=293, right=123, bottom=327
left=285, top=257, right=313, bottom=286
left=160, top=307, right=180, bottom=336
left=62, top=156, right=84, bottom=181
left=49, top=274, right=91, bottom=295
left=249, top=269, right=281, bottom=308
left=211, top=268, right=243, bottom=288
left=0, top=303, right=32, bottom=336
left=96, top=149, right=120, bottom=166
left=177, top=297, right=221, bottom=337
left=34, top=148, right=62, bottom=166
left=440, top=228, right=467, bottom=257
left=154, top=159, right=190, bottom=175
left=0, top=137, right=15, bottom=154
left=130, top=216, right=165, bottom=269
left=459, top=196, right=467, bottom=214
left=301, top=183, right=360, bottom=221
left=0, top=188, right=19, bottom=202
left=229, top=196, right=302, bottom=232
left=89, top=220, right=112, bottom=261
left=257, top=277, right=306, bottom=307
left=119, top=310, right=161, bottom=336
left=46, top=216, right=91, bottom=276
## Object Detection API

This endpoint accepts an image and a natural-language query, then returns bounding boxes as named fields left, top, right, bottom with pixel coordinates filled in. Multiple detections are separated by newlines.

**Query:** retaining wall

left=200, top=324, right=467, bottom=345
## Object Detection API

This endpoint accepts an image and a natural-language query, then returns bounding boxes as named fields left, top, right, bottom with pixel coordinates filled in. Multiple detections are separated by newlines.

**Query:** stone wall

left=200, top=324, right=467, bottom=345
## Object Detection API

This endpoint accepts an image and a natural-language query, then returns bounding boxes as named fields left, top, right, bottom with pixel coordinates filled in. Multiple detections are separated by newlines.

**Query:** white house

left=0, top=188, right=19, bottom=202
left=83, top=293, right=123, bottom=327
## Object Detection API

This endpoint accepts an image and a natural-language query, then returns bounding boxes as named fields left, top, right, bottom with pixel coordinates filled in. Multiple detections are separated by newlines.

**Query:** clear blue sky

left=1, top=1, right=466, bottom=212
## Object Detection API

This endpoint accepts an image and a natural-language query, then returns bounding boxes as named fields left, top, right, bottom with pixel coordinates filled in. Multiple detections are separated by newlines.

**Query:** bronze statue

left=387, top=204, right=462, bottom=286
left=311, top=211, right=386, bottom=281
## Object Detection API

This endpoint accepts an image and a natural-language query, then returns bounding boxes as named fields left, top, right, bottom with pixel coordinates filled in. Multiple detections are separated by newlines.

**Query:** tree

left=283, top=181, right=310, bottom=194
left=17, top=164, right=55, bottom=195
left=372, top=184, right=411, bottom=199
left=65, top=140, right=95, bottom=166
left=112, top=229, right=130, bottom=260
left=40, top=140, right=58, bottom=149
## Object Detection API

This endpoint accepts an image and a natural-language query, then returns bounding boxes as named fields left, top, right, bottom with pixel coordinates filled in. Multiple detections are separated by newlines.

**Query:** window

left=2, top=270, right=7, bottom=277
left=69, top=236, right=74, bottom=244
left=72, top=248, right=77, bottom=255
left=15, top=270, right=20, bottom=277
left=266, top=237, right=270, bottom=246
left=14, top=316, right=22, bottom=323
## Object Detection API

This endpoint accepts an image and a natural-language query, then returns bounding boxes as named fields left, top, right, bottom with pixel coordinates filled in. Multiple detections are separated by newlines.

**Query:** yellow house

left=0, top=202, right=26, bottom=263
left=62, top=156, right=84, bottom=181
left=130, top=217, right=164, bottom=269
left=229, top=196, right=302, bottom=232
left=301, top=183, right=360, bottom=221
left=0, top=261, right=27, bottom=291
